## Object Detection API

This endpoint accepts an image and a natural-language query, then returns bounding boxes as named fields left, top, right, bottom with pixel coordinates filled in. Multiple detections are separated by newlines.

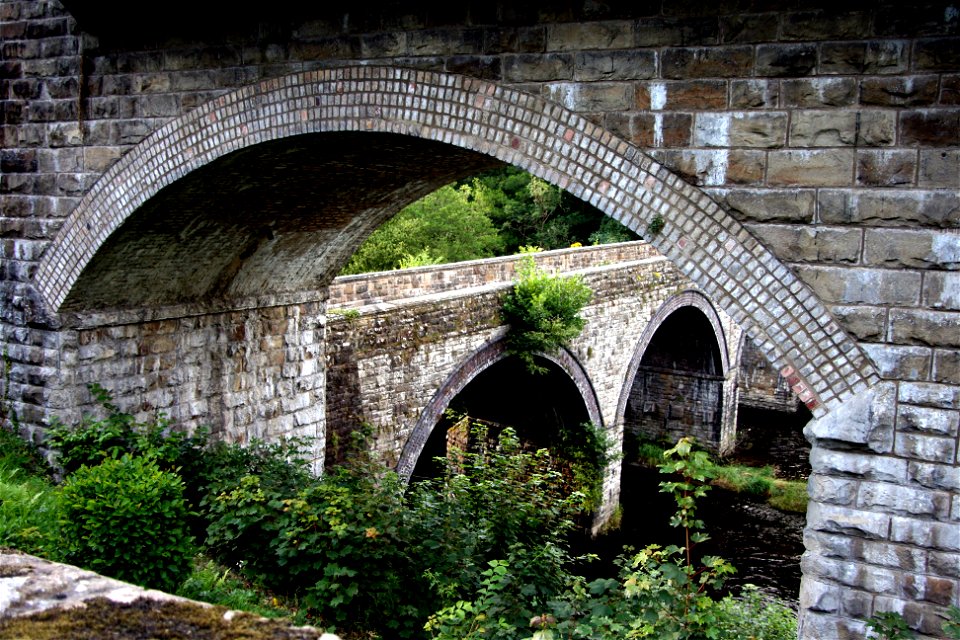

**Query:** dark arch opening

left=61, top=131, right=503, bottom=313
left=624, top=306, right=725, bottom=451
left=409, top=354, right=592, bottom=482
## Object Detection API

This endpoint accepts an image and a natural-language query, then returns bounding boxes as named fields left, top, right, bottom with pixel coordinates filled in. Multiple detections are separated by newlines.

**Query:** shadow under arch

left=395, top=338, right=602, bottom=483
left=34, top=64, right=876, bottom=413
left=615, top=290, right=737, bottom=451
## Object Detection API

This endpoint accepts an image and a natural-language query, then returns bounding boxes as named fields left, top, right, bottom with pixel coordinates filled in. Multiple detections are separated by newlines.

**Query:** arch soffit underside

left=395, top=340, right=603, bottom=482
left=614, top=290, right=731, bottom=430
left=34, top=64, right=878, bottom=414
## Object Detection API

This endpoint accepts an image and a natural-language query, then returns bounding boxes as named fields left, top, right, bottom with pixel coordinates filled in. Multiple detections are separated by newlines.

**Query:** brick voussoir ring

left=34, top=64, right=875, bottom=416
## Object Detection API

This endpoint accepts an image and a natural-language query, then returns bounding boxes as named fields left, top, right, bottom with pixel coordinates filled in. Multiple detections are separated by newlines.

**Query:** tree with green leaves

left=341, top=183, right=503, bottom=275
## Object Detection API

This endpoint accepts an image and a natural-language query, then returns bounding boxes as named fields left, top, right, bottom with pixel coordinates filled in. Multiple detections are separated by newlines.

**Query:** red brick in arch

left=34, top=65, right=877, bottom=416
left=395, top=339, right=602, bottom=482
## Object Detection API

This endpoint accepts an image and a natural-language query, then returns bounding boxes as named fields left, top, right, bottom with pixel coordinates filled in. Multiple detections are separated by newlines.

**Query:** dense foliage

left=501, top=251, right=592, bottom=374
left=342, top=167, right=637, bottom=275
left=341, top=184, right=504, bottom=275
left=4, top=388, right=892, bottom=639
left=59, top=454, right=195, bottom=593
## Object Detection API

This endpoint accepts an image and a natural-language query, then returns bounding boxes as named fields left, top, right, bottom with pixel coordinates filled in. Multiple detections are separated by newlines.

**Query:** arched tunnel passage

left=623, top=306, right=726, bottom=452
left=408, top=354, right=593, bottom=483
left=60, top=132, right=503, bottom=314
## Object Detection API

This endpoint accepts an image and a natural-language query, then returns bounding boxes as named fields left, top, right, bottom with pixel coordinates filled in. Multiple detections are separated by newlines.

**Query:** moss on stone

left=0, top=597, right=326, bottom=640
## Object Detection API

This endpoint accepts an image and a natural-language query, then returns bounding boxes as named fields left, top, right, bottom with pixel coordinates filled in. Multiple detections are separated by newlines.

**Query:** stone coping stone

left=0, top=551, right=339, bottom=640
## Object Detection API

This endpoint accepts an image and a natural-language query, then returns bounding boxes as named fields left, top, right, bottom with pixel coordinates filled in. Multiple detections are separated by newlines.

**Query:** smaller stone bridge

left=323, top=241, right=749, bottom=518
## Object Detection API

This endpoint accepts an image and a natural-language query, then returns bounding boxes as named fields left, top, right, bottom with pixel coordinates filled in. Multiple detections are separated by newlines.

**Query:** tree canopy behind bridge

left=340, top=167, right=638, bottom=275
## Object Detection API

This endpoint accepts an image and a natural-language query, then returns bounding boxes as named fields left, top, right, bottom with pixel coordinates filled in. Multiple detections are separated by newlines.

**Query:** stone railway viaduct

left=0, top=1, right=957, bottom=637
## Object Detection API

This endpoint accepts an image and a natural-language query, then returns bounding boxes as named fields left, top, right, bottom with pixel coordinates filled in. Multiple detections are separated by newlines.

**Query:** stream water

left=574, top=405, right=811, bottom=604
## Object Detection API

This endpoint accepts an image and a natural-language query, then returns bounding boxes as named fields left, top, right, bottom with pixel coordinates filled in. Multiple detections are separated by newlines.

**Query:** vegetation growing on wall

left=501, top=249, right=593, bottom=375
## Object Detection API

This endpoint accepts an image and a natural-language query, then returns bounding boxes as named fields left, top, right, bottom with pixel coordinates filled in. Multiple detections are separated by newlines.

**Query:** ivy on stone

left=500, top=248, right=592, bottom=375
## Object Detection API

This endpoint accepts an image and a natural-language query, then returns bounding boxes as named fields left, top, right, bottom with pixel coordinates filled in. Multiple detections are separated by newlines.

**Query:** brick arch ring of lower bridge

left=35, top=64, right=877, bottom=417
left=614, top=290, right=743, bottom=455
left=395, top=338, right=603, bottom=483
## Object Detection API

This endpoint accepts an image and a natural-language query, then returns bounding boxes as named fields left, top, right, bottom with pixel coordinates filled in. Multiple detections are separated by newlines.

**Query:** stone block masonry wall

left=739, top=337, right=801, bottom=412
left=2, top=301, right=327, bottom=470
left=627, top=368, right=724, bottom=449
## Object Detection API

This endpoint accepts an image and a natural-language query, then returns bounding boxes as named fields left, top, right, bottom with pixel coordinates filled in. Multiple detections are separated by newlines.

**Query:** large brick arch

left=35, top=64, right=877, bottom=415
left=395, top=339, right=603, bottom=482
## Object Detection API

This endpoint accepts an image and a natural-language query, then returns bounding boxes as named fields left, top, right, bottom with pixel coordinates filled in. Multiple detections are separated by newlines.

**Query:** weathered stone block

left=756, top=43, right=817, bottom=77
left=900, top=109, right=960, bottom=146
left=661, top=45, right=753, bottom=79
left=709, top=188, right=815, bottom=223
left=899, top=381, right=960, bottom=409
left=942, top=74, right=960, bottom=104
left=864, top=229, right=959, bottom=269
left=890, top=309, right=960, bottom=348
left=800, top=577, right=842, bottom=613
left=914, top=37, right=960, bottom=71
left=635, top=16, right=719, bottom=47
left=933, top=349, right=960, bottom=383
left=918, top=150, right=960, bottom=187
left=781, top=77, right=857, bottom=107
left=895, top=432, right=958, bottom=464
left=655, top=149, right=763, bottom=186
left=729, top=78, right=779, bottom=108
left=547, top=21, right=633, bottom=51
left=856, top=150, right=917, bottom=187
left=748, top=224, right=861, bottom=263
left=635, top=79, right=727, bottom=110
left=819, top=42, right=868, bottom=75
left=908, top=461, right=960, bottom=492
left=573, top=50, right=656, bottom=81
left=719, top=14, right=778, bottom=44
left=806, top=502, right=892, bottom=543
left=804, top=383, right=895, bottom=453
left=693, top=112, right=787, bottom=148
left=789, top=110, right=859, bottom=146
left=818, top=189, right=960, bottom=228
left=544, top=81, right=632, bottom=111
left=797, top=266, right=920, bottom=306
left=861, top=344, right=932, bottom=381
left=828, top=305, right=887, bottom=341
left=897, top=404, right=959, bottom=437
left=767, top=150, right=855, bottom=186
left=857, top=482, right=950, bottom=518
left=630, top=113, right=692, bottom=147
left=891, top=516, right=959, bottom=551
left=810, top=448, right=907, bottom=483
left=861, top=75, right=939, bottom=107
left=503, top=53, right=573, bottom=81
left=808, top=475, right=859, bottom=506
left=781, top=10, right=869, bottom=40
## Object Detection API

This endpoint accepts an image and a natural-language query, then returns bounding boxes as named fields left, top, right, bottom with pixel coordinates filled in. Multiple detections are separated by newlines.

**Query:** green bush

left=58, top=455, right=194, bottom=593
left=501, top=251, right=592, bottom=374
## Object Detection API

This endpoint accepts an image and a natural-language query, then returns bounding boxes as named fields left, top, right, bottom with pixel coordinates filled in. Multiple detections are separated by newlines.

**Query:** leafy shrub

left=501, top=251, right=592, bottom=374
left=58, top=455, right=194, bottom=592
left=712, top=584, right=798, bottom=639
left=867, top=611, right=915, bottom=640
left=45, top=384, right=209, bottom=477
left=206, top=464, right=415, bottom=636
left=407, top=427, right=583, bottom=618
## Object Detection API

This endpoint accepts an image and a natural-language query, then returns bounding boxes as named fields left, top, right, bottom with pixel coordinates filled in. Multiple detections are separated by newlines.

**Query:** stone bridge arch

left=616, top=290, right=742, bottom=453
left=396, top=338, right=603, bottom=482
left=35, top=64, right=876, bottom=420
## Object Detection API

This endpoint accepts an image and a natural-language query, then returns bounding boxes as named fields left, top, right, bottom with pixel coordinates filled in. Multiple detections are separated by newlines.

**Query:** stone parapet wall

left=327, top=241, right=659, bottom=309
